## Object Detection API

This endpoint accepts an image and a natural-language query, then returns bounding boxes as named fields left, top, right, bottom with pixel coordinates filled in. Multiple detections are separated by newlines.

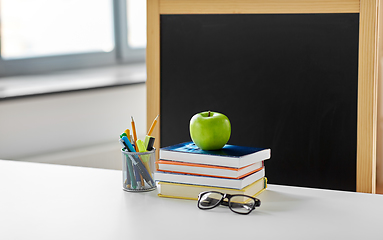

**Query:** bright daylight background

left=1, top=0, right=146, bottom=58
left=0, top=0, right=147, bottom=170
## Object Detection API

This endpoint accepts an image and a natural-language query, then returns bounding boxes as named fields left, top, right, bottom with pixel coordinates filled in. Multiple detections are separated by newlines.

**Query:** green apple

left=189, top=111, right=231, bottom=151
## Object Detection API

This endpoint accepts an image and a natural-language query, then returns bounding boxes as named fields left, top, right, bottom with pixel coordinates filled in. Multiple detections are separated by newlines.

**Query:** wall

left=0, top=84, right=146, bottom=170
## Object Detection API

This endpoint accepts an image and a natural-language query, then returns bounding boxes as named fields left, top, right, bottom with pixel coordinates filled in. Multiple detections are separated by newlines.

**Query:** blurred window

left=127, top=0, right=146, bottom=49
left=0, top=0, right=146, bottom=77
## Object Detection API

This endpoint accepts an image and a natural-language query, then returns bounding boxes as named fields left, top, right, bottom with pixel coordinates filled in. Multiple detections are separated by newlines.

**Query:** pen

left=123, top=155, right=131, bottom=189
left=135, top=145, right=144, bottom=188
left=123, top=131, right=143, bottom=187
left=121, top=136, right=135, bottom=152
left=147, top=114, right=159, bottom=136
left=131, top=116, right=138, bottom=152
left=128, top=155, right=155, bottom=188
left=121, top=136, right=154, bottom=187
left=121, top=132, right=134, bottom=148
left=133, top=165, right=142, bottom=189
left=119, top=139, right=137, bottom=189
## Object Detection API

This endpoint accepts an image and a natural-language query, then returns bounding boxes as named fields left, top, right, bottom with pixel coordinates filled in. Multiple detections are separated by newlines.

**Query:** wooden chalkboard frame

left=146, top=0, right=380, bottom=193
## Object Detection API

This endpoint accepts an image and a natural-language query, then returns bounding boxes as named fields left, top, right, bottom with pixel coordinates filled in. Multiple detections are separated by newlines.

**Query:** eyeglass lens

left=229, top=196, right=256, bottom=214
left=198, top=192, right=257, bottom=214
left=198, top=192, right=223, bottom=209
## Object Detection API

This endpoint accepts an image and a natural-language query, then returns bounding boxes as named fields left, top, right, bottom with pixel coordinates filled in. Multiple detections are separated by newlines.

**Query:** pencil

left=147, top=114, right=159, bottom=136
left=131, top=116, right=138, bottom=151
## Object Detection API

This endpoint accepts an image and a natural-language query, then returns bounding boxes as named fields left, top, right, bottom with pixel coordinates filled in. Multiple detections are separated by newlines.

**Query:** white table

left=1, top=160, right=382, bottom=240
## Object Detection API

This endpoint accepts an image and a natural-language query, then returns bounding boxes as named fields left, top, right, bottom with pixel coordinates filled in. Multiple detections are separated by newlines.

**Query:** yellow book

left=157, top=177, right=267, bottom=200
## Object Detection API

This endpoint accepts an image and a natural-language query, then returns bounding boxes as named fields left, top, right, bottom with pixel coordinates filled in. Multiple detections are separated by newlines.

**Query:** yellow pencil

left=131, top=116, right=138, bottom=151
left=147, top=114, right=159, bottom=136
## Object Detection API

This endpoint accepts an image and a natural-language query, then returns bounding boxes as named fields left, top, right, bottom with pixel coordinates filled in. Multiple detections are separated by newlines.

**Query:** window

left=127, top=0, right=146, bottom=49
left=0, top=0, right=146, bottom=77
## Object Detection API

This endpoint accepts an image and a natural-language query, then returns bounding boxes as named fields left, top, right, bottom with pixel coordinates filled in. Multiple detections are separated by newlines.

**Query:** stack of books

left=155, top=142, right=271, bottom=200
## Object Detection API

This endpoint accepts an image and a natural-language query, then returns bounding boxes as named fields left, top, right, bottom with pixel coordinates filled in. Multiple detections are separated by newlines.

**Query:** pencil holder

left=121, top=148, right=156, bottom=192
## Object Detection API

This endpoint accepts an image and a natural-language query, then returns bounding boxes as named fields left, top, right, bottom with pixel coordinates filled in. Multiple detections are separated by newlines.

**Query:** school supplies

left=120, top=115, right=158, bottom=192
left=156, top=160, right=263, bottom=179
left=147, top=115, right=159, bottom=136
left=146, top=136, right=155, bottom=151
left=155, top=168, right=265, bottom=189
left=160, top=142, right=271, bottom=168
left=137, top=139, right=153, bottom=177
left=131, top=116, right=138, bottom=152
left=157, top=177, right=267, bottom=201
left=156, top=142, right=271, bottom=200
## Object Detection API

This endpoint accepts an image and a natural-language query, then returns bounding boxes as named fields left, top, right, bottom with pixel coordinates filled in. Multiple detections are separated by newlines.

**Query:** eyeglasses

left=197, top=191, right=261, bottom=215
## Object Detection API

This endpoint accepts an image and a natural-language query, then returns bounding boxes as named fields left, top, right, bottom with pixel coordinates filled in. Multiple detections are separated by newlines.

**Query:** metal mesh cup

left=121, top=148, right=156, bottom=192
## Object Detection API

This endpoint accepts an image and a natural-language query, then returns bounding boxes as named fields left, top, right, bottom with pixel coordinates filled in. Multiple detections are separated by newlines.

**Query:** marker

left=126, top=156, right=132, bottom=189
left=144, top=135, right=151, bottom=149
left=146, top=136, right=155, bottom=151
left=147, top=115, right=159, bottom=136
left=123, top=133, right=143, bottom=189
left=122, top=136, right=154, bottom=187
left=121, top=133, right=133, bottom=144
left=119, top=138, right=128, bottom=151
left=133, top=166, right=142, bottom=189
left=126, top=156, right=137, bottom=190
left=136, top=139, right=152, bottom=177
left=128, top=154, right=155, bottom=188
left=137, top=139, right=148, bottom=153
left=135, top=145, right=144, bottom=188
left=121, top=136, right=135, bottom=152
left=124, top=129, right=130, bottom=137
left=144, top=135, right=155, bottom=151
left=121, top=132, right=135, bottom=147
left=120, top=139, right=137, bottom=189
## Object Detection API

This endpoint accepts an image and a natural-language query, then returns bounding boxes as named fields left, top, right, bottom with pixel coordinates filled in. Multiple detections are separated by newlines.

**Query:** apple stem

left=208, top=111, right=211, bottom=117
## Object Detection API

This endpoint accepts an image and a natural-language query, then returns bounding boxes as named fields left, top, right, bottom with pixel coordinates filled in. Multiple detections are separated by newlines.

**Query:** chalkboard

left=160, top=13, right=359, bottom=191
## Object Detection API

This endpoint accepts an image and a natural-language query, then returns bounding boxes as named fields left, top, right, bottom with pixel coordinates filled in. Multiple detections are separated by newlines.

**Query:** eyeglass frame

left=197, top=191, right=261, bottom=215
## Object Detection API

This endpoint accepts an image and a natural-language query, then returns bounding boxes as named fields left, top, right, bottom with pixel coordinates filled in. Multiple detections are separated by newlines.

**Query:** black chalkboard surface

left=160, top=14, right=359, bottom=191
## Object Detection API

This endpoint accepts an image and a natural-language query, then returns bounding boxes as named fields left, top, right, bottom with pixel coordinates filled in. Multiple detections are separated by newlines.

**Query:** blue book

left=159, top=142, right=271, bottom=168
